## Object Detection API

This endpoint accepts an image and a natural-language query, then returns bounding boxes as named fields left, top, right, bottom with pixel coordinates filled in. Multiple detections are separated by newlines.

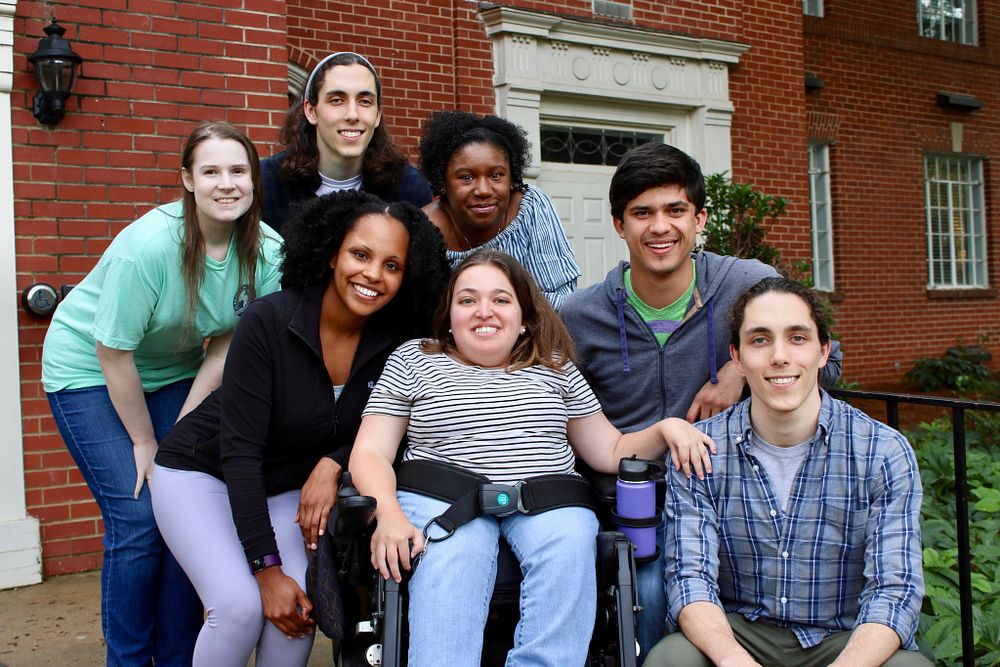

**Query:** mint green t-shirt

left=624, top=261, right=696, bottom=347
left=41, top=200, right=283, bottom=393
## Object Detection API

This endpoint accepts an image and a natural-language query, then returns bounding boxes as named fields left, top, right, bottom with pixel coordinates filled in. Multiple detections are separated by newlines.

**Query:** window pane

left=924, top=154, right=986, bottom=288
left=540, top=126, right=660, bottom=166
left=803, top=0, right=823, bottom=17
left=808, top=142, right=834, bottom=291
left=919, top=0, right=976, bottom=44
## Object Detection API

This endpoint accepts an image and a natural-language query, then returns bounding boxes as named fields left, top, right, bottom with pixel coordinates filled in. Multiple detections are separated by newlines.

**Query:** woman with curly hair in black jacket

left=420, top=110, right=580, bottom=309
left=150, top=191, right=449, bottom=667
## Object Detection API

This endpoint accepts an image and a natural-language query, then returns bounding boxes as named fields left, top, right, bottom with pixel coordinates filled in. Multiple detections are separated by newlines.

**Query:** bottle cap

left=618, top=456, right=652, bottom=482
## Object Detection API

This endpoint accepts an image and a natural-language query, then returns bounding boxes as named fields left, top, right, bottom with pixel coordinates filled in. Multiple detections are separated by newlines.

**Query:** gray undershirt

left=750, top=430, right=811, bottom=512
left=316, top=172, right=362, bottom=196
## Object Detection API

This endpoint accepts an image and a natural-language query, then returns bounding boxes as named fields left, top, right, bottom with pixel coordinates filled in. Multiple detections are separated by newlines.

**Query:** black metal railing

left=830, top=388, right=1000, bottom=667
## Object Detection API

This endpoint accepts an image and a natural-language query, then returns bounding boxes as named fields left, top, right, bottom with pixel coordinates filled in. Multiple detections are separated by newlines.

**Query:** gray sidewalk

left=0, top=571, right=333, bottom=666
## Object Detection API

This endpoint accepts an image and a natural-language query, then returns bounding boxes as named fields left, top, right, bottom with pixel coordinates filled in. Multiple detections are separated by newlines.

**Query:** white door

left=537, top=163, right=624, bottom=288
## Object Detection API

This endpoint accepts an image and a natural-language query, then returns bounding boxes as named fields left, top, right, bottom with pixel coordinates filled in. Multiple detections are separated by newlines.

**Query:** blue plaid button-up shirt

left=664, top=392, right=924, bottom=649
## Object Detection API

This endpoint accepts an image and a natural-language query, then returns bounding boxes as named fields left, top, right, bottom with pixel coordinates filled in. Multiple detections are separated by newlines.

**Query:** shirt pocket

left=815, top=497, right=869, bottom=561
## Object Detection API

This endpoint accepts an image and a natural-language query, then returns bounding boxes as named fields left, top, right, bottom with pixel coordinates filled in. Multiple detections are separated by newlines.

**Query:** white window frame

left=808, top=142, right=834, bottom=292
left=924, top=154, right=987, bottom=289
left=803, top=0, right=824, bottom=17
left=918, top=0, right=977, bottom=45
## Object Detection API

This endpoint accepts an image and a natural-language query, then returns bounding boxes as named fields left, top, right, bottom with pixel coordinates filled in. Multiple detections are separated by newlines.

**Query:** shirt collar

left=735, top=389, right=834, bottom=452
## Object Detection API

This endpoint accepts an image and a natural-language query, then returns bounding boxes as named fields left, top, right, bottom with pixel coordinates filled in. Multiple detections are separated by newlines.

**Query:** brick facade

left=13, top=0, right=289, bottom=575
left=804, top=1, right=1000, bottom=381
left=10, top=0, right=999, bottom=573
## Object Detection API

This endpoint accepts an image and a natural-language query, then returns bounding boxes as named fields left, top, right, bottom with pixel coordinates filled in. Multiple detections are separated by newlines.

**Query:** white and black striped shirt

left=363, top=339, right=601, bottom=484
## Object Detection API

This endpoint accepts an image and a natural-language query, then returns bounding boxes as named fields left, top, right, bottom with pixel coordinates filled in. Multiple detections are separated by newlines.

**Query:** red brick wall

left=17, top=0, right=999, bottom=573
left=805, top=1, right=1000, bottom=383
left=14, top=0, right=289, bottom=575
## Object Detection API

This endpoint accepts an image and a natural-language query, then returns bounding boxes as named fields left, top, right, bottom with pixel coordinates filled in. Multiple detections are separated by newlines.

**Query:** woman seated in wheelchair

left=349, top=249, right=715, bottom=666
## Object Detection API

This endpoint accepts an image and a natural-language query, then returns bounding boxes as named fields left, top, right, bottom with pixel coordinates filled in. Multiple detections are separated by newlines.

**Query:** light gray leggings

left=151, top=464, right=315, bottom=667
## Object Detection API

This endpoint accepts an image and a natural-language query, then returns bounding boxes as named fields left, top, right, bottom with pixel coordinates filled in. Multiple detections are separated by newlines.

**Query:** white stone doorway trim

left=479, top=4, right=749, bottom=178
left=1, top=0, right=43, bottom=589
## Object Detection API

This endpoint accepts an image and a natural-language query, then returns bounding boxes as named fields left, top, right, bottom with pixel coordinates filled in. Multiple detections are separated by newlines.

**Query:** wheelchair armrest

left=336, top=493, right=377, bottom=532
left=334, top=471, right=377, bottom=535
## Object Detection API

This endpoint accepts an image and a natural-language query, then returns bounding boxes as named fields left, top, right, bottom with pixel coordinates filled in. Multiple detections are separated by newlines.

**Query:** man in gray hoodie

left=560, top=142, right=842, bottom=660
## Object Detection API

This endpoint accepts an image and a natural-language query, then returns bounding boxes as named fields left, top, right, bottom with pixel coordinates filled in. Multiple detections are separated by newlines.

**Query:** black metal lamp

left=27, top=18, right=82, bottom=126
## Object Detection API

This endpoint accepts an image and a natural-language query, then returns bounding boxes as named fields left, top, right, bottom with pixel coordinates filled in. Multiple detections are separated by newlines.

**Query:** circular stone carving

left=572, top=57, right=590, bottom=80
left=613, top=62, right=630, bottom=85
left=651, top=67, right=668, bottom=90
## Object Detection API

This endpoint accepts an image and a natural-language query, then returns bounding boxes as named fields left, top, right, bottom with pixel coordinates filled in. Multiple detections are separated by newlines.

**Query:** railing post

left=886, top=399, right=900, bottom=430
left=952, top=407, right=974, bottom=667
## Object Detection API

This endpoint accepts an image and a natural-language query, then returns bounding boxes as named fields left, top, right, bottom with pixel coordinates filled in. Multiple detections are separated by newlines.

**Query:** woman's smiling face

left=448, top=263, right=523, bottom=368
left=441, top=141, right=512, bottom=242
left=181, top=137, right=254, bottom=230
left=327, top=213, right=409, bottom=320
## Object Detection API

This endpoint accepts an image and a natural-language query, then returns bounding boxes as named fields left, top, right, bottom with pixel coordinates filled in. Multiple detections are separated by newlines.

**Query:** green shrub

left=701, top=172, right=786, bottom=268
left=908, top=416, right=1000, bottom=665
left=906, top=354, right=992, bottom=393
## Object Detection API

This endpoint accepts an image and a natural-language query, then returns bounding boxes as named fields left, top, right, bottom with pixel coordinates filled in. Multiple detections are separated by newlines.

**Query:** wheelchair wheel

left=590, top=531, right=638, bottom=667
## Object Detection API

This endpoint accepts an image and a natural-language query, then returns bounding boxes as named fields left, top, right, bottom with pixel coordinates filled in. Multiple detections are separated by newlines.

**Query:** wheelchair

left=327, top=467, right=640, bottom=667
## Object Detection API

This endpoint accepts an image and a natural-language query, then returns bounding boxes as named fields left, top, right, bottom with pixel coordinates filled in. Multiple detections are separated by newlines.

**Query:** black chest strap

left=395, top=459, right=597, bottom=541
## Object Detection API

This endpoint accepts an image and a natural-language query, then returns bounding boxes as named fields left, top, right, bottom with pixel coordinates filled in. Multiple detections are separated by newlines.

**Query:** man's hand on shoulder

left=686, top=360, right=745, bottom=422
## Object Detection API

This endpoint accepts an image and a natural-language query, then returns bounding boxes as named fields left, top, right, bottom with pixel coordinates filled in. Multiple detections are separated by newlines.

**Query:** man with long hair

left=262, top=52, right=431, bottom=234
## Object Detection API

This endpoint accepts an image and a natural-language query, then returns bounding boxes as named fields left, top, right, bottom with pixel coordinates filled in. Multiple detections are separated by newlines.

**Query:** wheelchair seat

left=328, top=471, right=638, bottom=667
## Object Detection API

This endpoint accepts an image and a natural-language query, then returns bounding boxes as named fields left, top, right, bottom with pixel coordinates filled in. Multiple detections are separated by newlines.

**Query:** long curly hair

left=418, top=110, right=531, bottom=199
left=180, top=121, right=263, bottom=319
left=421, top=250, right=575, bottom=372
left=278, top=53, right=407, bottom=198
left=281, top=190, right=450, bottom=339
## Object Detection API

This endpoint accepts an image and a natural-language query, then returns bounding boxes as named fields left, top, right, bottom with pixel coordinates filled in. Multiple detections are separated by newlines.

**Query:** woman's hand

left=370, top=509, right=423, bottom=584
left=96, top=343, right=160, bottom=499
left=132, top=440, right=158, bottom=499
left=660, top=418, right=716, bottom=480
left=295, top=458, right=342, bottom=550
left=254, top=566, right=314, bottom=638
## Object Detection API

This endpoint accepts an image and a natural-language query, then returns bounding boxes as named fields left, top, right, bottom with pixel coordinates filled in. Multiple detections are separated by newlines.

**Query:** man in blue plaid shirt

left=645, top=278, right=930, bottom=667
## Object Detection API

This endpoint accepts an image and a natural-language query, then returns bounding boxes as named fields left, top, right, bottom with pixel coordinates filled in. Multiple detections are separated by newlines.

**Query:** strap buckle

left=480, top=481, right=526, bottom=517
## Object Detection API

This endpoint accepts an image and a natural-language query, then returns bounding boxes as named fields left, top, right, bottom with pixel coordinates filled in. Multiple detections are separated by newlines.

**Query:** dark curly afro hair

left=280, top=190, right=451, bottom=339
left=418, top=110, right=531, bottom=199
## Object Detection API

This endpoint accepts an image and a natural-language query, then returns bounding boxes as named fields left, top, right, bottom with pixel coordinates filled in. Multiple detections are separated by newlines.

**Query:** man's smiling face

left=613, top=184, right=706, bottom=282
left=731, top=291, right=831, bottom=418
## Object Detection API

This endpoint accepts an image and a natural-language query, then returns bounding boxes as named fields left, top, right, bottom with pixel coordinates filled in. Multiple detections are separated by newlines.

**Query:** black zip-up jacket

left=156, top=284, right=398, bottom=561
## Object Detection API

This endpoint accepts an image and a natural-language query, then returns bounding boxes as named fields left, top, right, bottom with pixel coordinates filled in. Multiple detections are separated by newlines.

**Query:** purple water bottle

left=614, top=456, right=658, bottom=560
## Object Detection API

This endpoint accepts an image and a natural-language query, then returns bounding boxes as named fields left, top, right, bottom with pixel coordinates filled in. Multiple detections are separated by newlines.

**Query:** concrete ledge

left=0, top=516, right=42, bottom=589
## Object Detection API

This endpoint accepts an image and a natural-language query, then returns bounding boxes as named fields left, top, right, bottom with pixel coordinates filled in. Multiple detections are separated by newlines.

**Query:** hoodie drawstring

left=616, top=287, right=631, bottom=373
left=706, top=297, right=718, bottom=384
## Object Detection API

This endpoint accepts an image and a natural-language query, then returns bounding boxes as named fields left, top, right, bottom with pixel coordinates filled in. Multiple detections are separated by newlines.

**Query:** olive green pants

left=644, top=613, right=933, bottom=667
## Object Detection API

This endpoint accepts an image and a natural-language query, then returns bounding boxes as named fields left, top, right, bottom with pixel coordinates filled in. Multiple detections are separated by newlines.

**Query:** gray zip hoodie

left=561, top=252, right=843, bottom=431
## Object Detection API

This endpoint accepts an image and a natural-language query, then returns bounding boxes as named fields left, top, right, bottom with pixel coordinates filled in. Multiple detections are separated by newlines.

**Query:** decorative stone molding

left=480, top=4, right=749, bottom=177
left=482, top=5, right=746, bottom=104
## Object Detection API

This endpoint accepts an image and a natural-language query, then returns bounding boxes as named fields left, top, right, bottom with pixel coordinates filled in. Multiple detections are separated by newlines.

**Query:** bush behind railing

left=908, top=414, right=1000, bottom=665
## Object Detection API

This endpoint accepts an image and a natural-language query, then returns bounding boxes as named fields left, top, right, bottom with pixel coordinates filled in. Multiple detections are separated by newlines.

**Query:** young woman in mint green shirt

left=41, top=121, right=282, bottom=667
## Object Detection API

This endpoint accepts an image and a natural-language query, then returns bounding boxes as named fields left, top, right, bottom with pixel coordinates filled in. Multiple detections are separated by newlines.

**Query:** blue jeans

left=398, top=490, right=599, bottom=667
left=635, top=519, right=669, bottom=663
left=48, top=380, right=202, bottom=667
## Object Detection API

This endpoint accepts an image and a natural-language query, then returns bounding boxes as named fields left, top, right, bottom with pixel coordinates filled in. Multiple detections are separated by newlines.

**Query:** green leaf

left=973, top=487, right=1000, bottom=512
